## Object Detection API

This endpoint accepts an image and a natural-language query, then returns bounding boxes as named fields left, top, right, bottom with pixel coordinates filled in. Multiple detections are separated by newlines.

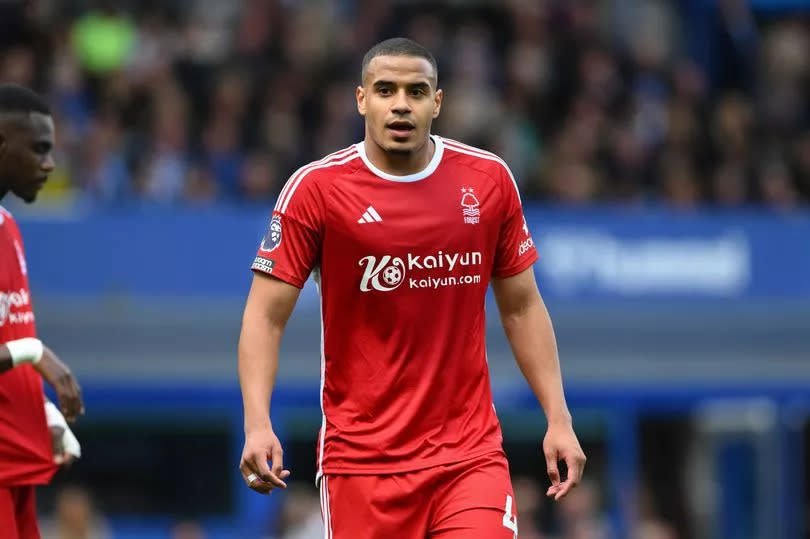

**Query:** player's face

left=357, top=55, right=442, bottom=155
left=0, top=112, right=55, bottom=203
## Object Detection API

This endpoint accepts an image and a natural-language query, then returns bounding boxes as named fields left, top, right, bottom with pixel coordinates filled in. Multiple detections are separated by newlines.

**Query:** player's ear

left=356, top=86, right=367, bottom=116
left=432, top=88, right=443, bottom=119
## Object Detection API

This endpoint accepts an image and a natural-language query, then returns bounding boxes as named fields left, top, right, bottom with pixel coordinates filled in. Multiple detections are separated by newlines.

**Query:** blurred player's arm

left=0, top=343, right=14, bottom=372
left=1, top=345, right=82, bottom=466
left=0, top=338, right=40, bottom=372
left=492, top=266, right=586, bottom=500
left=238, top=272, right=298, bottom=494
left=0, top=339, right=83, bottom=422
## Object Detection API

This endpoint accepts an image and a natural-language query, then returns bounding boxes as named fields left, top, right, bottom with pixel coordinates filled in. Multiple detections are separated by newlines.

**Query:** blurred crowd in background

left=40, top=476, right=675, bottom=539
left=0, top=0, right=807, bottom=209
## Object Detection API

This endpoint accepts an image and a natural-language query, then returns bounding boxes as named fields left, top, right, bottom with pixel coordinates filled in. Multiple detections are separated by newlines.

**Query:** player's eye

left=377, top=87, right=393, bottom=96
left=409, top=88, right=426, bottom=96
left=32, top=143, right=51, bottom=155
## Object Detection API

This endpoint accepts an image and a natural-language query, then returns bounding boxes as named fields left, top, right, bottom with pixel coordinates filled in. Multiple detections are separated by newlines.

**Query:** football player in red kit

left=238, top=38, right=585, bottom=538
left=0, top=84, right=84, bottom=539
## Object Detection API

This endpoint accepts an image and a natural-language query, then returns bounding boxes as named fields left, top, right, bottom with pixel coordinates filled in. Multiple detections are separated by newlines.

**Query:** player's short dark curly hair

left=0, top=84, right=50, bottom=115
left=361, top=37, right=438, bottom=87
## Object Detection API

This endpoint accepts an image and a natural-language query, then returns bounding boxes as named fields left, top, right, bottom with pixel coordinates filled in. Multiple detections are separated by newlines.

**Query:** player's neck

left=363, top=136, right=435, bottom=176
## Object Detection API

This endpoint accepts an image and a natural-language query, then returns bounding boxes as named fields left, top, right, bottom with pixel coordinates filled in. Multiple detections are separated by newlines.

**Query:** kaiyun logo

left=358, top=251, right=483, bottom=292
left=358, top=255, right=406, bottom=292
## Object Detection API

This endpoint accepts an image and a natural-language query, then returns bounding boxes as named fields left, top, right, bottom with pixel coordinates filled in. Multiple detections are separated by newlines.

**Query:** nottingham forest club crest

left=260, top=215, right=283, bottom=252
left=460, top=188, right=480, bottom=224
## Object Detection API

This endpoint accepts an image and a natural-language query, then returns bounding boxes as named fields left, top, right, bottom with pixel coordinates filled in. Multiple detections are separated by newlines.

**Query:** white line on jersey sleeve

left=274, top=146, right=358, bottom=213
left=316, top=279, right=328, bottom=485
left=441, top=138, right=523, bottom=203
left=278, top=151, right=359, bottom=214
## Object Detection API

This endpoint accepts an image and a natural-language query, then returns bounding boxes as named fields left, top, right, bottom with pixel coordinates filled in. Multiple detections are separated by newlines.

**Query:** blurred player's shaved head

left=0, top=84, right=51, bottom=120
left=0, top=84, right=52, bottom=141
left=0, top=84, right=55, bottom=203
left=361, top=37, right=438, bottom=88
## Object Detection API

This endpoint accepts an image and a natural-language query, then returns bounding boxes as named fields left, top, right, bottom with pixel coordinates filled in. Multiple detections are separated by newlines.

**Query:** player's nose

left=391, top=90, right=412, bottom=113
left=40, top=154, right=55, bottom=173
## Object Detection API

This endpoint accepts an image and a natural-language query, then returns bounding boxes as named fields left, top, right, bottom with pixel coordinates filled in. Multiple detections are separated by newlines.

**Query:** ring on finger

left=246, top=473, right=259, bottom=486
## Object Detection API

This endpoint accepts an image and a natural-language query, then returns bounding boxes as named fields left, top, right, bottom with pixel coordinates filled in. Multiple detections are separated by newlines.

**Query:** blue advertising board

left=10, top=205, right=810, bottom=302
left=530, top=208, right=810, bottom=300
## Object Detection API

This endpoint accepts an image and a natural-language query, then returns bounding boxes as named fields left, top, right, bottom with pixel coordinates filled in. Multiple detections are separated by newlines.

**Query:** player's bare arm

left=492, top=266, right=586, bottom=501
left=36, top=346, right=84, bottom=422
left=238, top=272, right=298, bottom=494
left=0, top=341, right=83, bottom=422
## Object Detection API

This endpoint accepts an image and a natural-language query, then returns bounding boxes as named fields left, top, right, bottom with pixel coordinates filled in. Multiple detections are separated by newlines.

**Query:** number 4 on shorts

left=502, top=494, right=518, bottom=538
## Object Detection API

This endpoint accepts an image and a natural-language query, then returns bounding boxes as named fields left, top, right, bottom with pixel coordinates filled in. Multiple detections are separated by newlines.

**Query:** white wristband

left=45, top=401, right=81, bottom=460
left=6, top=338, right=44, bottom=367
left=62, top=425, right=81, bottom=458
left=44, top=400, right=68, bottom=430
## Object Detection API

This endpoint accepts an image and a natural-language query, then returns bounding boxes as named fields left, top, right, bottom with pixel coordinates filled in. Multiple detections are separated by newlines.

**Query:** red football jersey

left=0, top=206, right=55, bottom=486
left=252, top=136, right=538, bottom=478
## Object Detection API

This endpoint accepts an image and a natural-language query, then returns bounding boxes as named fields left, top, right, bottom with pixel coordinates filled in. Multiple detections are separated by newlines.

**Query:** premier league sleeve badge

left=260, top=215, right=283, bottom=252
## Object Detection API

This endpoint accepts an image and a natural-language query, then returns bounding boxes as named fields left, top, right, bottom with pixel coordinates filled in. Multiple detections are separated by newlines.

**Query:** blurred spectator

left=77, top=113, right=131, bottom=203
left=171, top=519, right=208, bottom=539
left=758, top=157, right=799, bottom=210
left=0, top=0, right=806, bottom=210
left=556, top=479, right=609, bottom=539
left=132, top=78, right=191, bottom=203
left=545, top=159, right=602, bottom=205
left=277, top=483, right=323, bottom=539
left=40, top=485, right=111, bottom=539
left=712, top=161, right=750, bottom=207
left=711, top=93, right=753, bottom=163
left=792, top=131, right=810, bottom=199
left=658, top=151, right=702, bottom=210
left=1, top=46, right=36, bottom=87
left=240, top=150, right=280, bottom=200
left=512, top=475, right=545, bottom=539
left=184, top=163, right=219, bottom=205
left=634, top=485, right=678, bottom=539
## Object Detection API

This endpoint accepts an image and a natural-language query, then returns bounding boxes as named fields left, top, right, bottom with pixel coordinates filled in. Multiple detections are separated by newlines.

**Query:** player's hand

left=50, top=426, right=76, bottom=468
left=46, top=401, right=81, bottom=467
left=240, top=427, right=290, bottom=495
left=34, top=346, right=84, bottom=423
left=543, top=420, right=586, bottom=501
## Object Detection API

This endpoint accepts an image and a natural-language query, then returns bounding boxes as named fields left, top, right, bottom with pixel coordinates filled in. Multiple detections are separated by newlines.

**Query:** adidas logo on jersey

left=357, top=206, right=383, bottom=224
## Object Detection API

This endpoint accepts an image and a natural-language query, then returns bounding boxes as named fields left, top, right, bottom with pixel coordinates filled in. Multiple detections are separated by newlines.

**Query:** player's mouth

left=386, top=121, right=415, bottom=138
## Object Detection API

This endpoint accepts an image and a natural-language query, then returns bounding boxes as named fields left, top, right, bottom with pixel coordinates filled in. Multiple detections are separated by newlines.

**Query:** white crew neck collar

left=356, top=135, right=444, bottom=182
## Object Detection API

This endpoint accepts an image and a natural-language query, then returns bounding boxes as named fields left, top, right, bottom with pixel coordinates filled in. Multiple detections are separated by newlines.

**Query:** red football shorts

left=0, top=485, right=40, bottom=539
left=320, top=451, right=519, bottom=539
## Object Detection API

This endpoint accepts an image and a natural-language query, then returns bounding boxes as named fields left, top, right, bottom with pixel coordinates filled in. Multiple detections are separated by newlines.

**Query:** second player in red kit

left=0, top=85, right=84, bottom=539
left=238, top=38, right=585, bottom=538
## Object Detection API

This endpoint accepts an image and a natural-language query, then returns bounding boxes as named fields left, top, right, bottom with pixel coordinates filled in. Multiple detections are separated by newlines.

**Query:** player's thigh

left=322, top=474, right=430, bottom=539
left=430, top=453, right=518, bottom=539
left=11, top=486, right=40, bottom=539
left=430, top=506, right=518, bottom=539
